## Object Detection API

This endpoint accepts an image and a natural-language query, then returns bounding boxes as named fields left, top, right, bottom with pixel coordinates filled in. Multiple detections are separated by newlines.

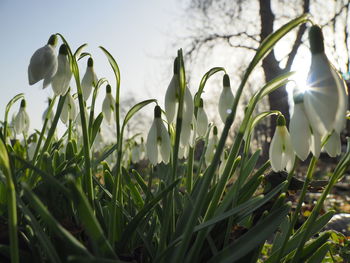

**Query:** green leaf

left=119, top=179, right=180, bottom=249
left=73, top=43, right=88, bottom=59
left=300, top=231, right=331, bottom=261
left=99, top=46, right=121, bottom=89
left=208, top=203, right=291, bottom=263
left=17, top=198, right=62, bottom=263
left=66, top=177, right=117, bottom=259
left=122, top=99, right=157, bottom=130
left=90, top=112, right=104, bottom=146
left=195, top=67, right=226, bottom=107
left=306, top=242, right=330, bottom=263
left=122, top=167, right=144, bottom=208
left=265, top=210, right=335, bottom=262
left=240, top=149, right=261, bottom=183
left=21, top=184, right=91, bottom=257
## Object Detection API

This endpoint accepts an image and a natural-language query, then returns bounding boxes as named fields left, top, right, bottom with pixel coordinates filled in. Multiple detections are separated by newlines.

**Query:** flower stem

left=273, top=156, right=317, bottom=263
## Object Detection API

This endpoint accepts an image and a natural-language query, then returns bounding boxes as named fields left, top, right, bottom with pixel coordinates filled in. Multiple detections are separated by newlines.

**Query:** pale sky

left=0, top=0, right=184, bottom=132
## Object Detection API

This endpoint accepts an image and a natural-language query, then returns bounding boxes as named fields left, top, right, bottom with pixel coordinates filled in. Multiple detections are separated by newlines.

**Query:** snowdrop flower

left=269, top=116, right=295, bottom=172
left=28, top=34, right=58, bottom=88
left=131, top=142, right=141, bottom=163
left=51, top=44, right=72, bottom=96
left=304, top=25, right=348, bottom=138
left=102, top=84, right=115, bottom=124
left=219, top=74, right=234, bottom=123
left=146, top=106, right=171, bottom=165
left=205, top=126, right=219, bottom=166
left=60, top=90, right=77, bottom=125
left=14, top=99, right=30, bottom=135
left=164, top=58, right=194, bottom=125
left=81, top=57, right=98, bottom=100
left=289, top=94, right=312, bottom=161
left=196, top=98, right=208, bottom=137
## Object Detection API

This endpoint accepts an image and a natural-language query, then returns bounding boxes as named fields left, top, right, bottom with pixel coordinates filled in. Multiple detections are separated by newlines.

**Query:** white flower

left=131, top=142, right=141, bottom=163
left=196, top=98, right=208, bottom=137
left=164, top=58, right=194, bottom=125
left=323, top=131, right=341, bottom=158
left=51, top=44, right=72, bottom=96
left=146, top=106, right=171, bottom=165
left=14, top=99, right=30, bottom=135
left=102, top=84, right=115, bottom=124
left=60, top=91, right=77, bottom=124
left=205, top=126, right=219, bottom=166
left=81, top=57, right=98, bottom=101
left=304, top=26, right=348, bottom=138
left=219, top=74, right=234, bottom=123
left=269, top=116, right=295, bottom=172
left=290, top=97, right=312, bottom=161
left=28, top=35, right=58, bottom=88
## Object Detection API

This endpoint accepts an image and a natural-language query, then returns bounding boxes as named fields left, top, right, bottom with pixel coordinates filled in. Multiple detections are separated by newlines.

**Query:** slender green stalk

left=0, top=138, right=18, bottom=263
left=186, top=146, right=194, bottom=192
left=31, top=96, right=57, bottom=164
left=57, top=33, right=94, bottom=209
left=28, top=94, right=66, bottom=187
left=273, top=156, right=317, bottom=263
left=3, top=93, right=24, bottom=144
left=68, top=120, right=72, bottom=142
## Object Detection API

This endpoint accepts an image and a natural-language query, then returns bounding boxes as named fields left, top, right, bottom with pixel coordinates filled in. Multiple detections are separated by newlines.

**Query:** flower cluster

left=269, top=25, right=348, bottom=172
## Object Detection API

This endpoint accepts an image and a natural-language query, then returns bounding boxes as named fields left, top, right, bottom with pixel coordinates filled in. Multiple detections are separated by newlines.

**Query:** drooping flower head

left=14, top=99, right=30, bottom=135
left=196, top=98, right=208, bottom=137
left=164, top=58, right=194, bottom=125
left=205, top=126, right=219, bottom=166
left=81, top=57, right=98, bottom=101
left=146, top=105, right=171, bottom=165
left=290, top=92, right=321, bottom=160
left=304, top=25, right=348, bottom=138
left=28, top=34, right=58, bottom=88
left=60, top=90, right=77, bottom=125
left=219, top=74, right=234, bottom=123
left=102, top=84, right=115, bottom=124
left=51, top=44, right=72, bottom=96
left=269, top=115, right=295, bottom=172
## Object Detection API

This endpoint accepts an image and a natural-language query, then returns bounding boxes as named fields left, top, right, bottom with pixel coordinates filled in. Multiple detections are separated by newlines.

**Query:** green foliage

left=1, top=13, right=349, bottom=263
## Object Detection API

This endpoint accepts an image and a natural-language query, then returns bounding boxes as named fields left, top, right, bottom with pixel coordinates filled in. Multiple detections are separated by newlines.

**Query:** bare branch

left=284, top=0, right=310, bottom=71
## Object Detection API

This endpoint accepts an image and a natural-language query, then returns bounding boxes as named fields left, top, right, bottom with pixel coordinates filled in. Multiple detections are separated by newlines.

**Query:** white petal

left=28, top=45, right=57, bottom=86
left=81, top=67, right=97, bottom=100
left=331, top=67, right=348, bottom=133
left=165, top=75, right=178, bottom=123
left=323, top=131, right=341, bottom=157
left=269, top=127, right=284, bottom=172
left=310, top=130, right=321, bottom=158
left=102, top=94, right=115, bottom=124
left=196, top=107, right=208, bottom=137
left=304, top=53, right=339, bottom=136
left=51, top=54, right=72, bottom=95
left=290, top=103, right=311, bottom=161
left=219, top=86, right=234, bottom=123
left=205, top=134, right=218, bottom=165
left=146, top=120, right=159, bottom=165
left=183, top=86, right=194, bottom=125
left=158, top=118, right=171, bottom=164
